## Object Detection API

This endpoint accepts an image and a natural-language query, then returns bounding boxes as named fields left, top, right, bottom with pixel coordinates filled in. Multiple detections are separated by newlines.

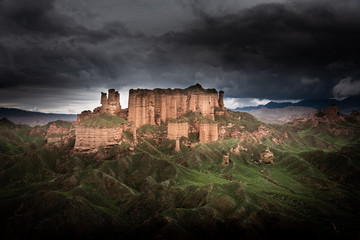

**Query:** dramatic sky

left=1, top=0, right=360, bottom=113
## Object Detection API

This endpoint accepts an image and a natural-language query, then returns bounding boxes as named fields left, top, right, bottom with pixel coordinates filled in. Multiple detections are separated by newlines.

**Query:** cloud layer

left=333, top=77, right=360, bottom=98
left=1, top=0, right=360, bottom=112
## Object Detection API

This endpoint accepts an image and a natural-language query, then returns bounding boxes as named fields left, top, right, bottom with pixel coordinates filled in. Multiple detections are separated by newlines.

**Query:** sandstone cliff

left=167, top=122, right=189, bottom=140
left=128, top=84, right=222, bottom=128
left=75, top=85, right=225, bottom=150
left=74, top=126, right=125, bottom=152
left=199, top=122, right=218, bottom=143
left=74, top=113, right=132, bottom=152
left=46, top=121, right=75, bottom=147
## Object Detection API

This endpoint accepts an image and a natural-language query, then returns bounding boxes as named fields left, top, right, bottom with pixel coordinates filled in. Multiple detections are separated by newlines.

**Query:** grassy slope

left=0, top=115, right=359, bottom=239
left=79, top=113, right=127, bottom=128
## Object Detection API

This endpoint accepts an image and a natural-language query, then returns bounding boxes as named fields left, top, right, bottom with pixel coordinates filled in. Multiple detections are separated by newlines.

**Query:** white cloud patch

left=224, top=98, right=301, bottom=109
left=301, top=76, right=320, bottom=85
left=224, top=98, right=271, bottom=109
left=332, top=77, right=360, bottom=97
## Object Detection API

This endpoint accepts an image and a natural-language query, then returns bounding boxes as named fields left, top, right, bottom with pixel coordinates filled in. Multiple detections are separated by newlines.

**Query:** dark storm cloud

left=0, top=0, right=136, bottom=90
left=0, top=0, right=82, bottom=36
left=171, top=0, right=360, bottom=98
left=0, top=0, right=360, bottom=112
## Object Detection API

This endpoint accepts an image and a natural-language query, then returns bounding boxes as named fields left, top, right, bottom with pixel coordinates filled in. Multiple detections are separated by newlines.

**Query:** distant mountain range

left=233, top=96, right=360, bottom=113
left=1, top=95, right=360, bottom=127
left=0, top=108, right=77, bottom=126
left=248, top=106, right=316, bottom=124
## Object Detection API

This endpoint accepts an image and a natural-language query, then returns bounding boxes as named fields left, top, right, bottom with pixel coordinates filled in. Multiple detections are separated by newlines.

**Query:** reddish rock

left=175, top=138, right=180, bottom=152
left=260, top=147, right=274, bottom=164
left=199, top=122, right=218, bottom=143
left=77, top=89, right=127, bottom=122
left=271, top=137, right=282, bottom=145
left=330, top=128, right=349, bottom=136
left=46, top=122, right=74, bottom=146
left=74, top=125, right=128, bottom=152
left=231, top=143, right=247, bottom=155
left=350, top=110, right=360, bottom=123
left=167, top=122, right=189, bottom=140
left=218, top=91, right=225, bottom=110
left=128, top=84, right=222, bottom=128
left=313, top=104, right=344, bottom=124
left=222, top=153, right=230, bottom=166
left=254, top=125, right=272, bottom=141
left=77, top=110, right=92, bottom=122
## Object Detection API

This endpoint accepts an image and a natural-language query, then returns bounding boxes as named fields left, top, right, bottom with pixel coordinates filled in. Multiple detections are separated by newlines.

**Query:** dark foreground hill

left=0, top=111, right=360, bottom=240
left=0, top=107, right=77, bottom=126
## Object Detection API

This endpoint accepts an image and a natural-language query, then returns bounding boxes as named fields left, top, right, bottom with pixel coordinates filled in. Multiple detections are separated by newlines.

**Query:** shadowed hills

left=0, top=107, right=359, bottom=239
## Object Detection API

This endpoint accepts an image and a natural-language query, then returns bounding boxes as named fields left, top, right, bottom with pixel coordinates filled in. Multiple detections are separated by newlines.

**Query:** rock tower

left=100, top=89, right=121, bottom=115
left=128, top=84, right=222, bottom=128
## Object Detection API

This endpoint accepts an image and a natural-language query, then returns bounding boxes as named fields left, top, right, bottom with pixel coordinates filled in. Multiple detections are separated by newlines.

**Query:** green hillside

left=79, top=113, right=127, bottom=128
left=0, top=113, right=359, bottom=239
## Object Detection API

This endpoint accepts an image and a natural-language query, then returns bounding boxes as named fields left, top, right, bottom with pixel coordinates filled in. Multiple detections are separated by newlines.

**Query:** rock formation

left=46, top=121, right=74, bottom=147
left=74, top=112, right=133, bottom=152
left=199, top=122, right=218, bottom=143
left=74, top=125, right=125, bottom=152
left=253, top=125, right=272, bottom=142
left=313, top=104, right=344, bottom=125
left=128, top=84, right=222, bottom=128
left=350, top=110, right=360, bottom=123
left=218, top=91, right=225, bottom=110
left=175, top=138, right=180, bottom=152
left=327, top=104, right=340, bottom=121
left=98, top=89, right=121, bottom=115
left=77, top=89, right=127, bottom=122
left=231, top=143, right=247, bottom=155
left=167, top=122, right=189, bottom=140
left=77, top=110, right=92, bottom=122
left=222, top=153, right=230, bottom=166
left=259, top=147, right=274, bottom=164
left=74, top=84, right=223, bottom=151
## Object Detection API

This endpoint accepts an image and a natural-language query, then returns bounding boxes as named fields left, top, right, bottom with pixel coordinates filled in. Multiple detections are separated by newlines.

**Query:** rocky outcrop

left=99, top=89, right=121, bottom=115
left=74, top=113, right=134, bottom=152
left=231, top=143, right=247, bottom=155
left=330, top=127, right=349, bottom=136
left=313, top=104, right=344, bottom=126
left=167, top=122, right=189, bottom=140
left=128, top=84, right=222, bottom=128
left=259, top=147, right=274, bottom=164
left=253, top=125, right=272, bottom=141
left=175, top=138, right=180, bottom=152
left=222, top=153, right=230, bottom=166
left=77, top=89, right=127, bottom=122
left=350, top=110, right=360, bottom=123
left=74, top=126, right=125, bottom=152
left=77, top=110, right=92, bottom=122
left=46, top=121, right=75, bottom=146
left=218, top=91, right=225, bottom=110
left=73, top=85, right=225, bottom=150
left=327, top=104, right=341, bottom=121
left=199, top=122, right=218, bottom=143
left=271, top=137, right=283, bottom=145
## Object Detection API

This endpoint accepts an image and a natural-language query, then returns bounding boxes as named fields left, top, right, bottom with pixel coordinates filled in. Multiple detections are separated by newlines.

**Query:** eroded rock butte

left=74, top=84, right=226, bottom=152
